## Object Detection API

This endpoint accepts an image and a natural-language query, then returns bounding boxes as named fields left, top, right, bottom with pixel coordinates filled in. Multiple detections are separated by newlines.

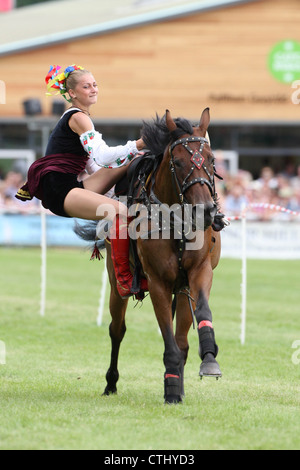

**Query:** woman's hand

left=136, top=138, right=146, bottom=151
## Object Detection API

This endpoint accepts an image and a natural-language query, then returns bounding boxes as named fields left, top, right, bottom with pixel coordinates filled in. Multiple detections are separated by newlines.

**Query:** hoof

left=164, top=395, right=183, bottom=405
left=103, top=368, right=119, bottom=395
left=102, top=386, right=117, bottom=396
left=199, top=354, right=222, bottom=379
left=164, top=372, right=182, bottom=404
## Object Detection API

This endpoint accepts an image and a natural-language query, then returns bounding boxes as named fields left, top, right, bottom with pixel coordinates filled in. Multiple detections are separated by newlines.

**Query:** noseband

left=169, top=136, right=221, bottom=205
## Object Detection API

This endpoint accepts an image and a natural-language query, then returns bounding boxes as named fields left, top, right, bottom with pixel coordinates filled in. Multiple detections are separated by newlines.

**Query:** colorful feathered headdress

left=45, top=65, right=84, bottom=102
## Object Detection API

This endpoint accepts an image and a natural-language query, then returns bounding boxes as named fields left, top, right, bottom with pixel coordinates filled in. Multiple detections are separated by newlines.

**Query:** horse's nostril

left=210, top=204, right=218, bottom=219
left=203, top=202, right=217, bottom=230
left=204, top=202, right=216, bottom=216
left=191, top=203, right=217, bottom=231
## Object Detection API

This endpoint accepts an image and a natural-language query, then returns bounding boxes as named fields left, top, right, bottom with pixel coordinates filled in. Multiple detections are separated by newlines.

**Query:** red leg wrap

left=110, top=215, right=148, bottom=298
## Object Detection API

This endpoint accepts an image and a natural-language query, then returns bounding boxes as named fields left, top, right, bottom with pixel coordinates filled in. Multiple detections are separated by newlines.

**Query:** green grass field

left=0, top=247, right=299, bottom=450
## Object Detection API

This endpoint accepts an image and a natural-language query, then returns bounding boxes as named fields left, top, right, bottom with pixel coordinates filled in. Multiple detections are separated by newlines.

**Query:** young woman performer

left=16, top=64, right=147, bottom=298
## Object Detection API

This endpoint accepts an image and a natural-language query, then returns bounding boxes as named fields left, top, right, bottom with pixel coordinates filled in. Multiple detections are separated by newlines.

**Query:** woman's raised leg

left=63, top=188, right=127, bottom=221
left=83, top=166, right=128, bottom=194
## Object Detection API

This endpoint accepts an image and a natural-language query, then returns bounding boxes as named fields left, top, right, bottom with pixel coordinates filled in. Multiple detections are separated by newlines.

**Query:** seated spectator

left=291, top=165, right=300, bottom=189
left=255, top=166, right=279, bottom=192
left=3, top=171, right=24, bottom=199
left=225, top=184, right=248, bottom=216
left=289, top=188, right=300, bottom=212
left=0, top=170, right=40, bottom=214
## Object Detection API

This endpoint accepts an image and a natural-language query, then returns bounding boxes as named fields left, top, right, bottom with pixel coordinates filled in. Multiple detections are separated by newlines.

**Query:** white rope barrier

left=249, top=202, right=300, bottom=217
left=2, top=202, right=298, bottom=218
left=227, top=203, right=300, bottom=221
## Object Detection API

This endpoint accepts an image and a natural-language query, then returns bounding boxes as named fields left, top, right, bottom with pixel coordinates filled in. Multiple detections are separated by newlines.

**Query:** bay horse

left=79, top=108, right=222, bottom=404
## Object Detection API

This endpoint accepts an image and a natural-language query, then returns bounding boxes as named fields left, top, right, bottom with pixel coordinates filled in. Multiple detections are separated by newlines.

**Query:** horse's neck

left=153, top=155, right=176, bottom=205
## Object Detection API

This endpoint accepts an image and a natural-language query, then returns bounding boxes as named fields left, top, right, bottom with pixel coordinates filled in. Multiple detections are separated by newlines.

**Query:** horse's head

left=165, top=108, right=220, bottom=231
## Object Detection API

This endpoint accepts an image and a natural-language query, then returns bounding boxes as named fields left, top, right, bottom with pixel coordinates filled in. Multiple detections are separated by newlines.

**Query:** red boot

left=110, top=215, right=148, bottom=299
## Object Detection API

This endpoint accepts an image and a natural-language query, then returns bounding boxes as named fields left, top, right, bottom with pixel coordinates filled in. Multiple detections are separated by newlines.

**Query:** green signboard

left=268, top=40, right=300, bottom=84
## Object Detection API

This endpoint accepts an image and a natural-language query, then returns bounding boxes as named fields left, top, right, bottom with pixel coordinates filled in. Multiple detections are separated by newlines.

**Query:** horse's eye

left=174, top=159, right=183, bottom=168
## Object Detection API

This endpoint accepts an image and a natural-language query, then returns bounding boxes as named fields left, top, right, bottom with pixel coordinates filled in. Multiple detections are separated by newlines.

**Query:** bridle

left=169, top=135, right=222, bottom=206
left=144, top=133, right=223, bottom=281
left=149, top=134, right=223, bottom=225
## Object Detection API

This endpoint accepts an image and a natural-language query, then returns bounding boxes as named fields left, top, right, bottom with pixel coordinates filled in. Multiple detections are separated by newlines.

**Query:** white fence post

left=240, top=212, right=247, bottom=345
left=40, top=206, right=47, bottom=317
left=97, top=263, right=108, bottom=326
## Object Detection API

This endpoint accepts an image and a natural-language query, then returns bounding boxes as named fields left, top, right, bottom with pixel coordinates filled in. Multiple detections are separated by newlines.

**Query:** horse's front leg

left=174, top=293, right=193, bottom=397
left=188, top=257, right=222, bottom=380
left=103, top=245, right=129, bottom=396
left=148, top=279, right=184, bottom=404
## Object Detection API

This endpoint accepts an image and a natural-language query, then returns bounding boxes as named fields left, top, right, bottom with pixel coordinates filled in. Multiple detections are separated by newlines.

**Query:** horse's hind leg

left=103, top=289, right=128, bottom=395
left=103, top=248, right=128, bottom=396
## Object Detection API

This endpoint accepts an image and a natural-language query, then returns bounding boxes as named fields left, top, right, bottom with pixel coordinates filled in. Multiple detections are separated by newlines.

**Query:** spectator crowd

left=1, top=161, right=300, bottom=221
left=215, top=160, right=300, bottom=221
left=0, top=170, right=40, bottom=214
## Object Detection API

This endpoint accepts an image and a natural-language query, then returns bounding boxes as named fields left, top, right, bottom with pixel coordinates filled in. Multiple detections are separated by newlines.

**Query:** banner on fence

left=0, top=214, right=85, bottom=247
left=221, top=220, right=300, bottom=259
left=1, top=214, right=300, bottom=259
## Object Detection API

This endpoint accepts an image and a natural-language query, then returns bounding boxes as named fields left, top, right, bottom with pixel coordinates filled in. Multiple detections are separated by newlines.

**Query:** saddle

left=115, top=152, right=159, bottom=203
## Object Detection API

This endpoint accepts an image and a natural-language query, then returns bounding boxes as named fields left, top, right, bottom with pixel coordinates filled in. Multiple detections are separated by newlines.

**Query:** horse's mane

left=141, top=114, right=194, bottom=156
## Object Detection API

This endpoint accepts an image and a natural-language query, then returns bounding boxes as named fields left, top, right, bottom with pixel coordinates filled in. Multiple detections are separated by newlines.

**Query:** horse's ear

left=199, top=107, right=210, bottom=134
left=165, top=109, right=177, bottom=132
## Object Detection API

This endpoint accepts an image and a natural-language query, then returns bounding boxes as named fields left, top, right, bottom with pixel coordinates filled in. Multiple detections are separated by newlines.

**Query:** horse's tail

left=73, top=220, right=98, bottom=242
left=73, top=221, right=106, bottom=257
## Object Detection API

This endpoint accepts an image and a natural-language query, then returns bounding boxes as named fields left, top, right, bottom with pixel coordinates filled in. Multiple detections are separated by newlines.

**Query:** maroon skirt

left=15, top=152, right=88, bottom=216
